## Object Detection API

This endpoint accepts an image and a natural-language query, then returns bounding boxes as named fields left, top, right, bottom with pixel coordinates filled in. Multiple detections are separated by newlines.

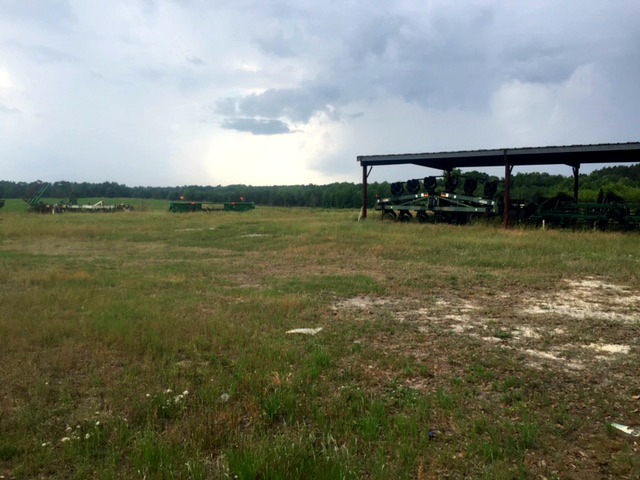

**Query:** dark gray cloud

left=221, top=117, right=294, bottom=135
left=232, top=4, right=503, bottom=120
left=501, top=43, right=577, bottom=84
left=255, top=27, right=301, bottom=58
left=332, top=5, right=500, bottom=110
left=344, top=13, right=405, bottom=63
left=216, top=84, right=341, bottom=133
left=244, top=1, right=640, bottom=117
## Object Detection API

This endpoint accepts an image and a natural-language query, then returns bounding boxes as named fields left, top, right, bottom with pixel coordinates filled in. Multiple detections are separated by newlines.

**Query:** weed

left=493, top=330, right=513, bottom=340
left=0, top=444, right=18, bottom=461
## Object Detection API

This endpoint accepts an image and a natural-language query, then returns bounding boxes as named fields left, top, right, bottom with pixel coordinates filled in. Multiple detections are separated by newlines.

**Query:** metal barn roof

left=357, top=142, right=640, bottom=171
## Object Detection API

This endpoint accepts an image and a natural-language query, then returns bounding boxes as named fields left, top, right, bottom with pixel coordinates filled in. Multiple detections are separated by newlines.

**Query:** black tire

left=382, top=210, right=397, bottom=221
left=463, top=178, right=477, bottom=196
left=483, top=181, right=497, bottom=199
left=398, top=210, right=413, bottom=222
left=444, top=176, right=459, bottom=192
left=390, top=182, right=404, bottom=196
left=423, top=176, right=437, bottom=192
left=406, top=179, right=420, bottom=194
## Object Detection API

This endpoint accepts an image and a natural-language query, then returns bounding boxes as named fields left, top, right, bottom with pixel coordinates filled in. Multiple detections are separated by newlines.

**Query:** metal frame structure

left=357, top=142, right=640, bottom=227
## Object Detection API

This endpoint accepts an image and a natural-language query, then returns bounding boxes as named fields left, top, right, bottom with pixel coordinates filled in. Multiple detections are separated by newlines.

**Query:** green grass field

left=1, top=207, right=638, bottom=479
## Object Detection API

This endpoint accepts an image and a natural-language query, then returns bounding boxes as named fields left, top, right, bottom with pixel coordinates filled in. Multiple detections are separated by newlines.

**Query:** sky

left=1, top=0, right=639, bottom=187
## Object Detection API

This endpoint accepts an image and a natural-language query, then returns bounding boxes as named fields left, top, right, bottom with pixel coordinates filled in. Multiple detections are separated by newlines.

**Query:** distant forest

left=1, top=164, right=639, bottom=208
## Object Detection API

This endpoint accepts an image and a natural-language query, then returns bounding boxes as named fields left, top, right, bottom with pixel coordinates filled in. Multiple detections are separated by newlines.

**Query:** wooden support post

left=504, top=151, right=512, bottom=229
left=573, top=165, right=580, bottom=200
left=361, top=164, right=368, bottom=220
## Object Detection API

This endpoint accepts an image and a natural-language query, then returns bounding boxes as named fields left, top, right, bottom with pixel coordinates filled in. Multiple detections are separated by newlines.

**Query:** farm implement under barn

left=376, top=175, right=498, bottom=224
left=376, top=175, right=640, bottom=230
left=529, top=193, right=640, bottom=230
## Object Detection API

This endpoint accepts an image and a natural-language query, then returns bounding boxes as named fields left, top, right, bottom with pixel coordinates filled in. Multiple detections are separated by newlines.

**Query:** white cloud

left=0, top=0, right=638, bottom=185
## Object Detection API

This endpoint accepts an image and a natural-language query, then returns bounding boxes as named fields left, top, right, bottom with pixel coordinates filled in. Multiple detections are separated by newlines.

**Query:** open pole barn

left=357, top=142, right=640, bottom=228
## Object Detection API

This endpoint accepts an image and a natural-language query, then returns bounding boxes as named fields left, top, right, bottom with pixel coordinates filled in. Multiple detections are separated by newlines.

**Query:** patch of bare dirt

left=333, top=296, right=395, bottom=310
left=522, top=277, right=640, bottom=323
left=331, top=277, right=639, bottom=478
left=333, top=276, right=639, bottom=375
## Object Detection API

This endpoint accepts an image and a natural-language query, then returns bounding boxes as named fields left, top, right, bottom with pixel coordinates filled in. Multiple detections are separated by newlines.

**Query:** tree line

left=1, top=163, right=639, bottom=208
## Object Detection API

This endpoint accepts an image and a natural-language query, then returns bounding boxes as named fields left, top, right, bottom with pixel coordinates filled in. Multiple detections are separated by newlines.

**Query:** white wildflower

left=61, top=437, right=71, bottom=443
left=66, top=426, right=72, bottom=432
left=85, top=433, right=90, bottom=439
left=95, top=420, right=100, bottom=426
left=182, top=390, right=189, bottom=396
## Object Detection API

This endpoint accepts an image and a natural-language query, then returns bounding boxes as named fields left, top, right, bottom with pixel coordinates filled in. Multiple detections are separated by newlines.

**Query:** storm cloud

left=0, top=1, right=638, bottom=186
left=221, top=117, right=294, bottom=135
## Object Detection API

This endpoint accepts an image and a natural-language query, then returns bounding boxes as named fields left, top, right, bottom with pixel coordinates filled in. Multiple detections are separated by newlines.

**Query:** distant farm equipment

left=168, top=200, right=255, bottom=213
left=376, top=176, right=640, bottom=230
left=23, top=181, right=134, bottom=213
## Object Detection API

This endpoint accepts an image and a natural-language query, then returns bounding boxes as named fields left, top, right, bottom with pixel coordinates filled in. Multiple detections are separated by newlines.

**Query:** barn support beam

left=360, top=165, right=371, bottom=220
left=504, top=151, right=513, bottom=229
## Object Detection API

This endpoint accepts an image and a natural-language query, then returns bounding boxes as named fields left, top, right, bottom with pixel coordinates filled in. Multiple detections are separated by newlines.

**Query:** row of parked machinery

left=21, top=181, right=133, bottom=213
left=375, top=174, right=640, bottom=230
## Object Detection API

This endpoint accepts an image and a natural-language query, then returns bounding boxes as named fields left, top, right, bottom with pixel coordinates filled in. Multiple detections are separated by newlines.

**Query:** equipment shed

left=357, top=142, right=640, bottom=227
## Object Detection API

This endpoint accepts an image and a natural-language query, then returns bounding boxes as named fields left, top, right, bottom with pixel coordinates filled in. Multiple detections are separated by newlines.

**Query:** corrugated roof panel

left=357, top=142, right=640, bottom=169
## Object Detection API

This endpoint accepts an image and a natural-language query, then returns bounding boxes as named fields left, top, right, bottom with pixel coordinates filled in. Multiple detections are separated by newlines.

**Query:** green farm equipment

left=377, top=176, right=640, bottom=231
left=23, top=181, right=52, bottom=212
left=223, top=201, right=255, bottom=212
left=376, top=176, right=497, bottom=224
left=168, top=201, right=255, bottom=213
left=529, top=193, right=640, bottom=230
left=22, top=181, right=133, bottom=213
left=168, top=202, right=203, bottom=213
